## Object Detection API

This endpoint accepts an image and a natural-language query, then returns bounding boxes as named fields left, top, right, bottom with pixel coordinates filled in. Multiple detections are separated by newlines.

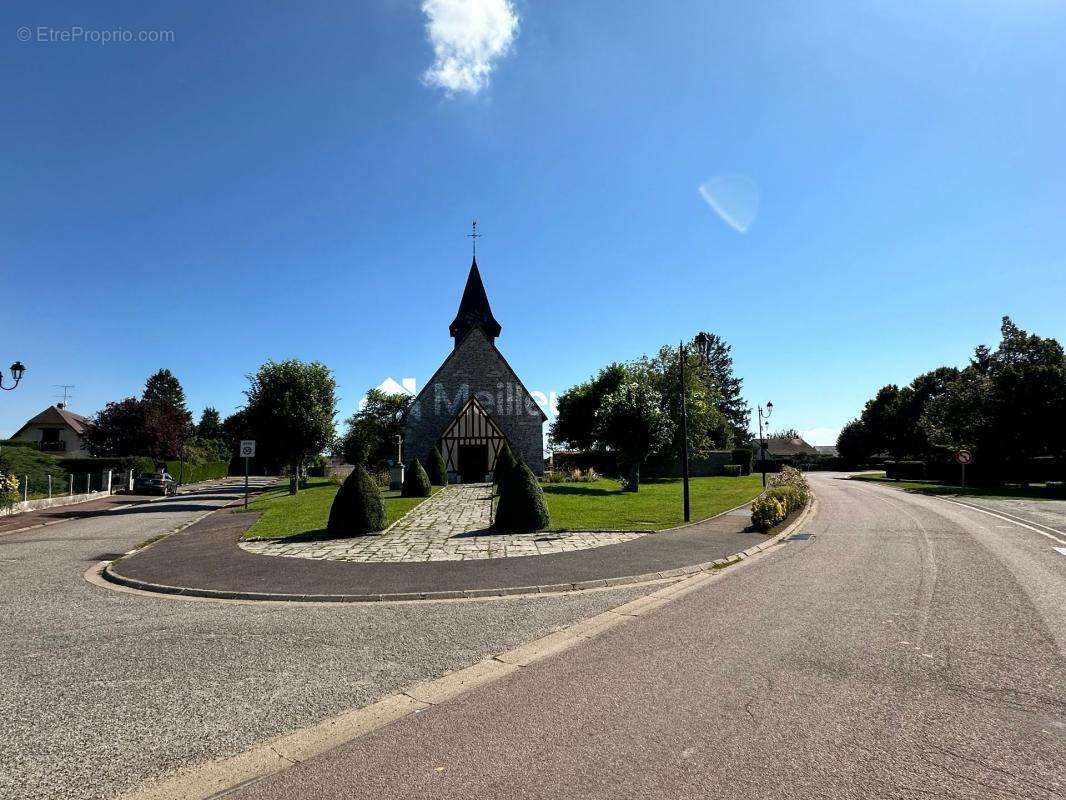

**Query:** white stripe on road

left=942, top=498, right=1066, bottom=548
left=1054, top=547, right=1066, bottom=557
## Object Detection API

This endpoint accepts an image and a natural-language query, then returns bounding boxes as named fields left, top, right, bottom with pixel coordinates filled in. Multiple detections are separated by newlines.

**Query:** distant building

left=755, top=436, right=820, bottom=461
left=815, top=445, right=838, bottom=457
left=403, top=256, right=546, bottom=482
left=8, top=404, right=91, bottom=456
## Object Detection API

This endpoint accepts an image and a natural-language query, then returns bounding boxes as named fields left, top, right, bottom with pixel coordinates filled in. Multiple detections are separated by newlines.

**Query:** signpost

left=955, top=449, right=972, bottom=489
left=239, top=440, right=256, bottom=509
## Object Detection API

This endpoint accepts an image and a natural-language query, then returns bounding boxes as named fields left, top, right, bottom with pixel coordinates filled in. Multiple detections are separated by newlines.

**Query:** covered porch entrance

left=439, top=396, right=508, bottom=484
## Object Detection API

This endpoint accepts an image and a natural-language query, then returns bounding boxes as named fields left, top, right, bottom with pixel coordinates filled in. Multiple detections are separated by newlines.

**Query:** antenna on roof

left=54, top=384, right=75, bottom=407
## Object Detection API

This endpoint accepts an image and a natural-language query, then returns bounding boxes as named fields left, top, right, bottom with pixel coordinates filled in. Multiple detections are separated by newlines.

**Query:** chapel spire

left=449, top=256, right=502, bottom=345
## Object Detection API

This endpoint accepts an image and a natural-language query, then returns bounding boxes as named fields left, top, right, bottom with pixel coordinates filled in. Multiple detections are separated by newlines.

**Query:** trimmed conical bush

left=401, top=458, right=432, bottom=498
left=327, top=465, right=386, bottom=536
left=493, top=443, right=517, bottom=491
left=493, top=460, right=550, bottom=532
left=427, top=446, right=449, bottom=486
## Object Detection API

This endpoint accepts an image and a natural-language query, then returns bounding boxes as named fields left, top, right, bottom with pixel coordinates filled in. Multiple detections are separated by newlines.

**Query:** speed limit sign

left=955, top=450, right=972, bottom=465
left=240, top=441, right=256, bottom=508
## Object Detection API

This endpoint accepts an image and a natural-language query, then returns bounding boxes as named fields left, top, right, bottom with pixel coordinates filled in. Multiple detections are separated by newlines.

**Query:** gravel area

left=0, top=482, right=653, bottom=800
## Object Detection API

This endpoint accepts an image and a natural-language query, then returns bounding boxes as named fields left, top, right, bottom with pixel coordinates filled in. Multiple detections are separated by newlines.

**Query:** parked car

left=133, top=471, right=177, bottom=496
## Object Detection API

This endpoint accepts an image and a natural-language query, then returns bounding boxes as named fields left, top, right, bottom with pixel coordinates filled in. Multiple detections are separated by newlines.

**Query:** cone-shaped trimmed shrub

left=401, top=458, right=432, bottom=498
left=493, top=460, right=550, bottom=532
left=493, top=443, right=517, bottom=490
left=327, top=465, right=386, bottom=536
left=427, top=446, right=449, bottom=486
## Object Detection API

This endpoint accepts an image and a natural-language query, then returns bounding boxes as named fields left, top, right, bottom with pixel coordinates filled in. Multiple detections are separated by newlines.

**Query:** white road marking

left=1054, top=547, right=1066, bottom=557
left=942, top=498, right=1066, bottom=548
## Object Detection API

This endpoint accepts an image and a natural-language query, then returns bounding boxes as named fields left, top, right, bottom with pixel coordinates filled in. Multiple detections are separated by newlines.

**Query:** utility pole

left=680, top=341, right=690, bottom=523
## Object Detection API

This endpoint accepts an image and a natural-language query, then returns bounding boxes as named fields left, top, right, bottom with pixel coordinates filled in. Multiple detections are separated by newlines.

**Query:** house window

left=41, top=429, right=60, bottom=443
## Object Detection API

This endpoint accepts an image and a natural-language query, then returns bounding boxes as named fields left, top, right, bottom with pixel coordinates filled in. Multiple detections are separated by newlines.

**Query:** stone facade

left=403, top=327, right=546, bottom=476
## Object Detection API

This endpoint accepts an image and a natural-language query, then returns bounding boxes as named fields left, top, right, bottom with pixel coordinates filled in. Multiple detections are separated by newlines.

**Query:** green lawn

left=851, top=472, right=1066, bottom=500
left=240, top=478, right=438, bottom=540
left=542, top=475, right=764, bottom=531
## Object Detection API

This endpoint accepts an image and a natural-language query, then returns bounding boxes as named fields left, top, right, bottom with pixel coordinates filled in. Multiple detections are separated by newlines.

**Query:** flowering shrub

left=1, top=473, right=20, bottom=508
left=751, top=469, right=811, bottom=533
left=769, top=466, right=809, bottom=495
left=767, top=485, right=805, bottom=515
left=751, top=495, right=786, bottom=532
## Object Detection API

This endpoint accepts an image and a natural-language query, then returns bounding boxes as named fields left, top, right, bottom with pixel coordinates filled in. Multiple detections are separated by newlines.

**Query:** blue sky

left=3, top=1, right=1065, bottom=445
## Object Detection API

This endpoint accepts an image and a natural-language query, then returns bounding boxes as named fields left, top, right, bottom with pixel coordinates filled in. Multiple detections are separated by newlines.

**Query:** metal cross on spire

left=468, top=219, right=481, bottom=258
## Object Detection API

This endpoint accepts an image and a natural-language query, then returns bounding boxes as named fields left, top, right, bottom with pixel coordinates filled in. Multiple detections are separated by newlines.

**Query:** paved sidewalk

left=392, top=483, right=493, bottom=534
left=240, top=483, right=645, bottom=562
left=0, top=477, right=251, bottom=535
left=107, top=499, right=772, bottom=600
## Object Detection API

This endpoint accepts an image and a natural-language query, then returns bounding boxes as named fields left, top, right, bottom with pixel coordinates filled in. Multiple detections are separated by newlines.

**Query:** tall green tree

left=692, top=331, right=750, bottom=445
left=336, top=389, right=412, bottom=467
left=244, top=360, right=337, bottom=494
left=922, top=317, right=1066, bottom=472
left=595, top=381, right=674, bottom=492
left=835, top=419, right=872, bottom=464
left=197, top=407, right=223, bottom=439
left=549, top=363, right=626, bottom=450
left=635, top=346, right=729, bottom=464
left=84, top=397, right=150, bottom=457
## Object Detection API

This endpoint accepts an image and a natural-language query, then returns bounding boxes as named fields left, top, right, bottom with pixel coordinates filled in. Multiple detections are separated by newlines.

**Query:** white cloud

left=799, top=427, right=840, bottom=446
left=420, top=0, right=519, bottom=95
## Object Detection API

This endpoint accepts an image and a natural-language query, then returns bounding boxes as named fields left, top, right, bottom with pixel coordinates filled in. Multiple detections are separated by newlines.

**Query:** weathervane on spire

left=468, top=219, right=481, bottom=258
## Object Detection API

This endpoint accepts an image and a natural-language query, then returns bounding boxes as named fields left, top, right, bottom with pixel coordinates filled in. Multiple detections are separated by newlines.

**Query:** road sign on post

left=240, top=440, right=256, bottom=508
left=955, top=450, right=972, bottom=488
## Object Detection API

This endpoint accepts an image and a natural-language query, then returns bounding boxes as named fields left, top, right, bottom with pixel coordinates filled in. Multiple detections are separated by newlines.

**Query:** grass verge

left=240, top=478, right=439, bottom=540
left=541, top=475, right=763, bottom=531
left=851, top=472, right=1065, bottom=500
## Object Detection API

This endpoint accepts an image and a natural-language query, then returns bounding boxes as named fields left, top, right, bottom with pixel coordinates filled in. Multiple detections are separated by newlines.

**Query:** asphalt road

left=0, top=481, right=656, bottom=800
left=232, top=473, right=1066, bottom=800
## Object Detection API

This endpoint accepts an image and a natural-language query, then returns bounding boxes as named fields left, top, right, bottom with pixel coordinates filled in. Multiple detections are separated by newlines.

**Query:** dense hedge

left=885, top=460, right=926, bottom=480
left=549, top=449, right=619, bottom=477
left=884, top=457, right=1066, bottom=486
left=0, top=447, right=68, bottom=497
left=164, top=460, right=230, bottom=485
left=731, top=448, right=753, bottom=475
left=59, top=456, right=156, bottom=478
left=723, top=464, right=742, bottom=477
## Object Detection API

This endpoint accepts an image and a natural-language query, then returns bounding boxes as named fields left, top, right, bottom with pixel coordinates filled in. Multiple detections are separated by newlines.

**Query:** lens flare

left=698, top=174, right=760, bottom=233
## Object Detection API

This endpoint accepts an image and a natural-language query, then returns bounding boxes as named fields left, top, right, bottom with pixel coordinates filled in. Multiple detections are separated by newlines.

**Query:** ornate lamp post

left=680, top=333, right=714, bottom=523
left=757, top=401, right=774, bottom=487
left=0, top=361, right=26, bottom=391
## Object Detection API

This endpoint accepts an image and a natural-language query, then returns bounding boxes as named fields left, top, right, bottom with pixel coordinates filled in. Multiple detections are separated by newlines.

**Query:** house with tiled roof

left=754, top=436, right=820, bottom=460
left=8, top=404, right=91, bottom=456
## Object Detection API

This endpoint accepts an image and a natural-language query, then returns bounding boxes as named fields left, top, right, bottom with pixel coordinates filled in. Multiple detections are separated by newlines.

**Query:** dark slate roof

left=12, top=404, right=91, bottom=438
left=757, top=436, right=820, bottom=456
left=449, top=258, right=502, bottom=341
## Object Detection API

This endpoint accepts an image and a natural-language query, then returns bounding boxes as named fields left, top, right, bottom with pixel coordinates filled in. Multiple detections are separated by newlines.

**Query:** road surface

left=232, top=473, right=1066, bottom=800
left=0, top=481, right=656, bottom=800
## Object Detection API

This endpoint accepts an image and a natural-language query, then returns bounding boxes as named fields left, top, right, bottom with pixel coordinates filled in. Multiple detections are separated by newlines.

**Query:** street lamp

left=757, top=401, right=774, bottom=487
left=0, top=361, right=26, bottom=391
left=680, top=333, right=713, bottom=523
